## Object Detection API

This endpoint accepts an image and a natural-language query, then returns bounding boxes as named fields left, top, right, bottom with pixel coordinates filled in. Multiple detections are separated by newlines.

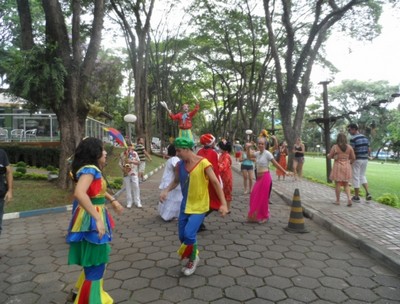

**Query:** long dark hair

left=71, top=137, right=104, bottom=181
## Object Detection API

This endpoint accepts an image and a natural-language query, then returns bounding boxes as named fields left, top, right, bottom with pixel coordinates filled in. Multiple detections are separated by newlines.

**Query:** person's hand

left=95, top=219, right=106, bottom=239
left=5, top=192, right=12, bottom=203
left=285, top=170, right=293, bottom=177
left=111, top=200, right=124, bottom=215
left=218, top=204, right=228, bottom=217
left=160, top=190, right=168, bottom=202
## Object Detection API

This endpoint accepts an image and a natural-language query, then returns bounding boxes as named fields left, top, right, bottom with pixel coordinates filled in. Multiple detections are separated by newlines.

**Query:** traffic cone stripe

left=288, top=218, right=305, bottom=224
left=291, top=207, right=303, bottom=213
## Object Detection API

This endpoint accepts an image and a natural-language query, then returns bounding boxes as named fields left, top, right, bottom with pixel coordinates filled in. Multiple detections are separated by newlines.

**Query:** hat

left=259, top=129, right=269, bottom=138
left=174, top=137, right=194, bottom=149
left=200, top=133, right=215, bottom=146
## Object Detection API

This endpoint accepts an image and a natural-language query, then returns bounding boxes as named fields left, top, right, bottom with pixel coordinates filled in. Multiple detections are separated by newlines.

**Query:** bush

left=16, top=167, right=27, bottom=174
left=46, top=165, right=57, bottom=171
left=376, top=193, right=400, bottom=208
left=108, top=177, right=123, bottom=191
left=16, top=161, right=27, bottom=168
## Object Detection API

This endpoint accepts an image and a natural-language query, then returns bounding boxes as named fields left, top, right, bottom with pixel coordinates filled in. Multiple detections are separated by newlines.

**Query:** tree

left=109, top=0, right=155, bottom=148
left=3, top=0, right=105, bottom=189
left=329, top=79, right=399, bottom=153
left=263, top=0, right=384, bottom=157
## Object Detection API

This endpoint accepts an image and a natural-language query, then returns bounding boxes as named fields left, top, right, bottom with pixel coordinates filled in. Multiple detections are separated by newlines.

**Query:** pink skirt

left=248, top=171, right=271, bottom=222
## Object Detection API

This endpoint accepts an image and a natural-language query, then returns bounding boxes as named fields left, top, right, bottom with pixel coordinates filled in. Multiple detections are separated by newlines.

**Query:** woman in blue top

left=240, top=142, right=255, bottom=194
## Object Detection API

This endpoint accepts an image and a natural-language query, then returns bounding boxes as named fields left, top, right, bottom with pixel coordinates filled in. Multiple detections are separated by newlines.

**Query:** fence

left=0, top=113, right=110, bottom=142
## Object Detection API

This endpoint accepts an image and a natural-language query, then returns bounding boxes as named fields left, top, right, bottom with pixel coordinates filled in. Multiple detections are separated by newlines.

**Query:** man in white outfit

left=119, top=143, right=142, bottom=208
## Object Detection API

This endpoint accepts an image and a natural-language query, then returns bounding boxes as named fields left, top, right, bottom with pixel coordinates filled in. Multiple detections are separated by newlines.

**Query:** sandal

left=332, top=202, right=340, bottom=205
left=347, top=202, right=352, bottom=207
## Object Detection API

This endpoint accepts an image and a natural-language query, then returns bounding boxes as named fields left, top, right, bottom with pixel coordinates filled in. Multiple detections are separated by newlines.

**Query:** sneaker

left=351, top=196, right=361, bottom=203
left=126, top=204, right=132, bottom=209
left=366, top=193, right=372, bottom=201
left=66, top=289, right=78, bottom=302
left=183, top=256, right=200, bottom=276
left=136, top=202, right=143, bottom=208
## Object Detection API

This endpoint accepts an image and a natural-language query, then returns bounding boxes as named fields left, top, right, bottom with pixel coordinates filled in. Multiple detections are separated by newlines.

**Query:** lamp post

left=309, top=81, right=341, bottom=183
left=384, top=146, right=389, bottom=163
left=320, top=81, right=332, bottom=183
left=316, top=145, right=320, bottom=158
left=245, top=129, right=253, bottom=142
left=271, top=108, right=276, bottom=135
left=124, top=114, right=137, bottom=143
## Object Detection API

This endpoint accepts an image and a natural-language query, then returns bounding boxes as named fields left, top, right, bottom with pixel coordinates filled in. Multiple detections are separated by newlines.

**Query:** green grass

left=5, top=149, right=166, bottom=213
left=300, top=156, right=400, bottom=200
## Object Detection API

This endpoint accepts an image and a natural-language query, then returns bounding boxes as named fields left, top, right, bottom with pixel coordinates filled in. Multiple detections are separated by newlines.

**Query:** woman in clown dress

left=66, top=137, right=123, bottom=303
left=160, top=137, right=228, bottom=276
left=217, top=140, right=233, bottom=212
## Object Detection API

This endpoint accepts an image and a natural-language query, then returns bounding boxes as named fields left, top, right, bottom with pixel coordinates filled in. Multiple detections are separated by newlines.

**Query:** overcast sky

left=313, top=6, right=400, bottom=88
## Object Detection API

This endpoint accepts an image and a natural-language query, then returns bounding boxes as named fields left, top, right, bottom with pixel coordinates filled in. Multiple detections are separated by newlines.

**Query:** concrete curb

left=4, top=163, right=166, bottom=220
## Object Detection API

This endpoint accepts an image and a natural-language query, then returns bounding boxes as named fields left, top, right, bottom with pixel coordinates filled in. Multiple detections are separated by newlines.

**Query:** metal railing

left=0, top=113, right=110, bottom=142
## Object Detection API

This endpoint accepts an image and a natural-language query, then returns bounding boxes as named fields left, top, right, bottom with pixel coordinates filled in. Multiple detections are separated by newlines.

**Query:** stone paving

left=0, top=164, right=400, bottom=303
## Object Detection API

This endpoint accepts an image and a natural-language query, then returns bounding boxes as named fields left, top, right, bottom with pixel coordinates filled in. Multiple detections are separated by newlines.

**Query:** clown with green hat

left=160, top=137, right=228, bottom=276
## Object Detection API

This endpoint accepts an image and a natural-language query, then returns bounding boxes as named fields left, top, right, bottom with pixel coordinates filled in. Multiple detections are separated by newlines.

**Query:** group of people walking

left=64, top=119, right=371, bottom=303
left=328, top=123, right=372, bottom=206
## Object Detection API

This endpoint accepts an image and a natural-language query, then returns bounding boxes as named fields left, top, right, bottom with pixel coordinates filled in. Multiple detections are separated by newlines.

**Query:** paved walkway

left=230, top=155, right=400, bottom=273
left=0, top=159, right=399, bottom=303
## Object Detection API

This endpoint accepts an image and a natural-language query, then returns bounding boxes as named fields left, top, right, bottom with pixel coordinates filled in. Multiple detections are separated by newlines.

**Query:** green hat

left=174, top=137, right=194, bottom=149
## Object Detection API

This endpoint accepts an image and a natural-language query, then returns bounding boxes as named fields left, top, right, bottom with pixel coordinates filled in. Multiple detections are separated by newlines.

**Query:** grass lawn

left=5, top=148, right=166, bottom=213
left=300, top=156, right=400, bottom=200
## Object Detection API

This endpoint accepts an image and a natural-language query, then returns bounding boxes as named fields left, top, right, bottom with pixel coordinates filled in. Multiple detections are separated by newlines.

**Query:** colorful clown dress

left=168, top=104, right=200, bottom=141
left=66, top=165, right=115, bottom=304
left=177, top=158, right=211, bottom=261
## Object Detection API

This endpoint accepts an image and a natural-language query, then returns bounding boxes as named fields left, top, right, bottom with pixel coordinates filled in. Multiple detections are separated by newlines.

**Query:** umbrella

left=103, top=127, right=127, bottom=148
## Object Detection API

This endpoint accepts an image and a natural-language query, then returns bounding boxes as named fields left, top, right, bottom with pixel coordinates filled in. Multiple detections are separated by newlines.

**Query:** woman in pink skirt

left=248, top=137, right=289, bottom=223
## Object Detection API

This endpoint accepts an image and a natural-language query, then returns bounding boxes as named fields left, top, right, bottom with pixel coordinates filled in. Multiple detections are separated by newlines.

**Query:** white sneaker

left=127, top=204, right=132, bottom=209
left=183, top=256, right=200, bottom=276
left=136, top=202, right=143, bottom=208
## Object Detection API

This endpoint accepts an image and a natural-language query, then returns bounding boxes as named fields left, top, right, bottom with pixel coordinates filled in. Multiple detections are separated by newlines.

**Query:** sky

left=313, top=6, right=400, bottom=88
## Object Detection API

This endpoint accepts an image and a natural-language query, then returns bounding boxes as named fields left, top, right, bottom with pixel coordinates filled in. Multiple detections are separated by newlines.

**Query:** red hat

left=200, top=133, right=215, bottom=146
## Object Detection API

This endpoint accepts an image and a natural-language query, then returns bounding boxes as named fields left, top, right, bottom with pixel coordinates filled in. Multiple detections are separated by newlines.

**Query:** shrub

left=108, top=177, right=123, bottom=191
left=46, top=165, right=57, bottom=171
left=16, top=161, right=27, bottom=168
left=376, top=193, right=400, bottom=208
left=16, top=167, right=27, bottom=174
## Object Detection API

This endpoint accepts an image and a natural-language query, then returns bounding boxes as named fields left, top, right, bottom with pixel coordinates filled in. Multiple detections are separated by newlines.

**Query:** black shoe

left=198, top=223, right=207, bottom=232
left=351, top=196, right=361, bottom=203
left=366, top=193, right=372, bottom=201
left=66, top=289, right=78, bottom=302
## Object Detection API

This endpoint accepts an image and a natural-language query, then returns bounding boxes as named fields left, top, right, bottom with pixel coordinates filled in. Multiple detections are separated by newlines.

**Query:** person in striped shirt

left=348, top=123, right=372, bottom=203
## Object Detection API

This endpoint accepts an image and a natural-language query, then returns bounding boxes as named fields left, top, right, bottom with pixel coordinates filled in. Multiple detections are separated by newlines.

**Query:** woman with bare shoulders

left=292, top=137, right=305, bottom=180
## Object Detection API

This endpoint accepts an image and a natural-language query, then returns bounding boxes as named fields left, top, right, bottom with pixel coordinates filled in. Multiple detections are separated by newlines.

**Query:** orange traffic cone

left=284, top=188, right=309, bottom=233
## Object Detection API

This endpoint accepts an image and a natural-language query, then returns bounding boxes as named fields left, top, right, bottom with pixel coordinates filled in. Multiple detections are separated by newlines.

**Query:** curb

left=4, top=163, right=166, bottom=220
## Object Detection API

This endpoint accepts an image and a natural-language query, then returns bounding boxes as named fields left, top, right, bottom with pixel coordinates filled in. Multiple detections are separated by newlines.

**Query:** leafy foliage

left=4, top=44, right=67, bottom=112
left=376, top=193, right=399, bottom=208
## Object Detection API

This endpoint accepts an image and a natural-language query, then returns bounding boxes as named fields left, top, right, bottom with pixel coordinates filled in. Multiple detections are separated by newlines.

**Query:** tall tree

left=4, top=0, right=105, bottom=188
left=263, top=0, right=383, bottom=154
left=110, top=0, right=155, bottom=147
left=187, top=0, right=275, bottom=139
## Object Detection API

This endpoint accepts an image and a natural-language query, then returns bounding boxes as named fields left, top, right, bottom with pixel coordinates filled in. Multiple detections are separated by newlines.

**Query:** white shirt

left=255, top=150, right=274, bottom=171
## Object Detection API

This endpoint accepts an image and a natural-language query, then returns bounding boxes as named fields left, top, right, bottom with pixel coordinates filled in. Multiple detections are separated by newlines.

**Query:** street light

left=245, top=129, right=253, bottom=142
left=384, top=146, right=389, bottom=163
left=316, top=145, right=320, bottom=158
left=124, top=114, right=137, bottom=143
